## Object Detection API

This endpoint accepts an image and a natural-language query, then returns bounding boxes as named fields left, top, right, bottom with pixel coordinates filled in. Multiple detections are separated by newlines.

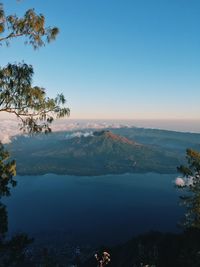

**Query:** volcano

left=9, top=130, right=181, bottom=175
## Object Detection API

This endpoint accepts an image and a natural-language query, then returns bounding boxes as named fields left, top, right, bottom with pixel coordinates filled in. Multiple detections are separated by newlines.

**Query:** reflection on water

left=5, top=173, right=183, bottom=246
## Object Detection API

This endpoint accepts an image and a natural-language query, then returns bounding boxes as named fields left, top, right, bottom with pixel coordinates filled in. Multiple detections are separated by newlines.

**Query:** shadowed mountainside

left=7, top=129, right=184, bottom=175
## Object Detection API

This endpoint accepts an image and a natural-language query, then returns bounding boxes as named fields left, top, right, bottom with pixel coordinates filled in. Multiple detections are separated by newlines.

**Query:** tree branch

left=0, top=32, right=34, bottom=42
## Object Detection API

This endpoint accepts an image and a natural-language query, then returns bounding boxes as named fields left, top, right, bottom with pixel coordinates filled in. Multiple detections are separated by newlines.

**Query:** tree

left=0, top=142, right=33, bottom=267
left=176, top=149, right=200, bottom=229
left=0, top=63, right=70, bottom=134
left=0, top=202, right=8, bottom=240
left=0, top=2, right=69, bottom=265
left=0, top=3, right=70, bottom=134
left=0, top=3, right=59, bottom=49
left=0, top=142, right=16, bottom=197
left=0, top=0, right=70, bottom=193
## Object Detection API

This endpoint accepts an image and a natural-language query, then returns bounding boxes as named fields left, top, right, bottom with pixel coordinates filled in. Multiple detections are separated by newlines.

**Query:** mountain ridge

left=7, top=129, right=184, bottom=176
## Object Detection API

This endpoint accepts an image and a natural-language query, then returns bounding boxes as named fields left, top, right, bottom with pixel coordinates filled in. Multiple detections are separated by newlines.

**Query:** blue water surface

left=5, top=173, right=183, bottom=245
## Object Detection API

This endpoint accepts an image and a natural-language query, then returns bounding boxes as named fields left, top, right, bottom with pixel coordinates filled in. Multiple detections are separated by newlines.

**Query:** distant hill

left=7, top=129, right=186, bottom=176
left=111, top=127, right=200, bottom=152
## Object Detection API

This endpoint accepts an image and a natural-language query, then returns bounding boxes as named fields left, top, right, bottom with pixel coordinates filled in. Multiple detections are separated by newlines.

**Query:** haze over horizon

left=1, top=116, right=200, bottom=144
left=1, top=0, right=200, bottom=120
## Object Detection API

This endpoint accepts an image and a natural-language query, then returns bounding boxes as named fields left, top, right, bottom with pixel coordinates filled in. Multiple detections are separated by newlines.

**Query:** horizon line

left=65, top=118, right=200, bottom=121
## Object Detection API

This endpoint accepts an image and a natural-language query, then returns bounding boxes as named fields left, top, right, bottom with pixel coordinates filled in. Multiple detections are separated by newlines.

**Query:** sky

left=1, top=0, right=200, bottom=120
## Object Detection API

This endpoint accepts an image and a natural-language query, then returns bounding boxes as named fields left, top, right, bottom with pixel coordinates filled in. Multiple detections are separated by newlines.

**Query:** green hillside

left=7, top=130, right=183, bottom=175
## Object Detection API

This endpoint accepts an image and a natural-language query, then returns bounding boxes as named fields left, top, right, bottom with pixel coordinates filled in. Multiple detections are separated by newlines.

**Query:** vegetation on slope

left=7, top=130, right=183, bottom=176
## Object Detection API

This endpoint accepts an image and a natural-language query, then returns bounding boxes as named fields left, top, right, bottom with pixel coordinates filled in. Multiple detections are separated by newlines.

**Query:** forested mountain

left=6, top=127, right=198, bottom=176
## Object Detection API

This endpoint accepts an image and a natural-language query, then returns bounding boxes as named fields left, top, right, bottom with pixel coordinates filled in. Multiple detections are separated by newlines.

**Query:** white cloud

left=0, top=118, right=21, bottom=143
left=51, top=119, right=134, bottom=132
left=175, top=177, right=185, bottom=187
left=175, top=175, right=195, bottom=187
left=65, top=131, right=94, bottom=139
left=0, top=118, right=134, bottom=143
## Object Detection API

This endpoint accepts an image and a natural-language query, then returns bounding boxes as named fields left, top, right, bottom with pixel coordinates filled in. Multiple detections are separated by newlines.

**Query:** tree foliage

left=0, top=2, right=69, bottom=265
left=0, top=3, right=59, bottom=49
left=0, top=202, right=8, bottom=239
left=0, top=142, right=16, bottom=197
left=176, top=149, right=200, bottom=229
left=0, top=143, right=32, bottom=267
left=0, top=2, right=70, bottom=134
left=0, top=62, right=70, bottom=134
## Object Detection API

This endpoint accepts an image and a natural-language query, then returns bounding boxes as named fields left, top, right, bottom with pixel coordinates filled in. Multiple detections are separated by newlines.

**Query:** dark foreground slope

left=7, top=130, right=183, bottom=175
left=81, top=230, right=200, bottom=267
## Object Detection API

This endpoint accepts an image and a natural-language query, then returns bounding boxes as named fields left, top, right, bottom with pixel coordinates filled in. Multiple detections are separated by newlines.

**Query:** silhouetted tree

left=0, top=202, right=8, bottom=240
left=0, top=142, right=16, bottom=197
left=176, top=149, right=200, bottom=229
left=0, top=144, right=33, bottom=266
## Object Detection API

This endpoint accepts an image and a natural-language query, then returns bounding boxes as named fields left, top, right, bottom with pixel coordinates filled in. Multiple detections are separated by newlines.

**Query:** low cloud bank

left=65, top=131, right=94, bottom=139
left=0, top=119, right=20, bottom=143
left=0, top=118, right=134, bottom=144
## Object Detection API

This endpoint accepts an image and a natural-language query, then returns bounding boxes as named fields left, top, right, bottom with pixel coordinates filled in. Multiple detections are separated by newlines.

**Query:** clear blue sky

left=1, top=0, right=200, bottom=119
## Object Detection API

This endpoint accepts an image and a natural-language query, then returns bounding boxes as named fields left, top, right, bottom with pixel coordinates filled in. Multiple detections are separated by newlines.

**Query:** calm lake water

left=5, top=173, right=183, bottom=246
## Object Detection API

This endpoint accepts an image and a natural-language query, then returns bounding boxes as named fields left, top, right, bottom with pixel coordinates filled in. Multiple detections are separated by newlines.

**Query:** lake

left=5, top=173, right=183, bottom=246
